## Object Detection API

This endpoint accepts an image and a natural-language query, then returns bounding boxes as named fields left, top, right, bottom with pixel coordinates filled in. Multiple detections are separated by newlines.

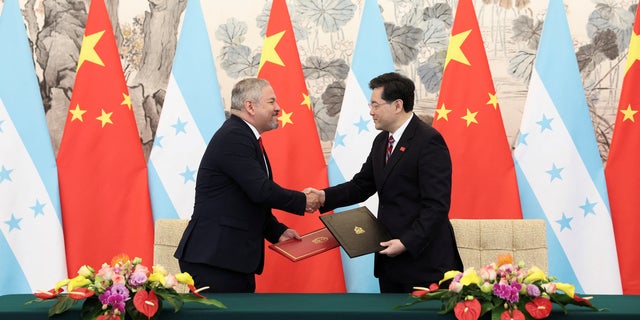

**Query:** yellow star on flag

left=96, top=109, right=113, bottom=128
left=625, top=31, right=640, bottom=74
left=435, top=103, right=452, bottom=121
left=444, top=29, right=471, bottom=69
left=461, top=108, right=478, bottom=127
left=278, top=108, right=293, bottom=128
left=486, top=92, right=499, bottom=110
left=69, top=104, right=87, bottom=122
left=301, top=93, right=312, bottom=110
left=121, top=93, right=132, bottom=110
left=258, top=30, right=286, bottom=73
left=77, top=30, right=105, bottom=71
left=620, top=104, right=638, bottom=122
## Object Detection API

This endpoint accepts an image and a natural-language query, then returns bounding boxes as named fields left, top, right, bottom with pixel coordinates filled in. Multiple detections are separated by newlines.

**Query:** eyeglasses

left=368, top=101, right=390, bottom=109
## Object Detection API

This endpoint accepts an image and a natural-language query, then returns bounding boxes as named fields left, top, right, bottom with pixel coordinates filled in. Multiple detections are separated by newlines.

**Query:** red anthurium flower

left=572, top=294, right=593, bottom=306
left=429, top=283, right=439, bottom=291
left=411, top=289, right=430, bottom=297
left=67, top=287, right=95, bottom=300
left=133, top=290, right=159, bottom=318
left=34, top=288, right=63, bottom=300
left=525, top=297, right=553, bottom=319
left=453, top=299, right=482, bottom=320
left=501, top=309, right=525, bottom=320
left=188, top=284, right=207, bottom=299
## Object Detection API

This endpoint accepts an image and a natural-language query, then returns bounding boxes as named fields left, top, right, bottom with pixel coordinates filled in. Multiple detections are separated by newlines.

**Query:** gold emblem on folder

left=354, top=226, right=365, bottom=235
left=312, top=236, right=328, bottom=244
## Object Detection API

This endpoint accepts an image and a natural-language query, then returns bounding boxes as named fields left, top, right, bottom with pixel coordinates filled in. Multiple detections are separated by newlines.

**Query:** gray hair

left=230, top=78, right=271, bottom=111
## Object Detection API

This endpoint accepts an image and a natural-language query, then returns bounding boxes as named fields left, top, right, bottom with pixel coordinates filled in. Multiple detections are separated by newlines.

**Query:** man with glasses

left=308, top=72, right=462, bottom=293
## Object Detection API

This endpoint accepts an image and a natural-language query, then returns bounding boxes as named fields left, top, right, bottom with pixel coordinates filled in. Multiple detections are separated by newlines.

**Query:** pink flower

left=449, top=280, right=464, bottom=293
left=97, top=265, right=114, bottom=280
left=478, top=265, right=496, bottom=282
left=541, top=282, right=556, bottom=294
left=134, top=264, right=149, bottom=274
left=111, top=274, right=125, bottom=285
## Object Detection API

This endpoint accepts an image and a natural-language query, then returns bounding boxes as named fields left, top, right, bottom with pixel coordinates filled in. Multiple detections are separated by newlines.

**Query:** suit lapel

left=378, top=115, right=418, bottom=190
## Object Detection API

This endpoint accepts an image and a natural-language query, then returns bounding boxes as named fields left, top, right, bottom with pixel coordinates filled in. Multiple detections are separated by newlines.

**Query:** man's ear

left=244, top=99, right=255, bottom=115
left=394, top=99, right=404, bottom=113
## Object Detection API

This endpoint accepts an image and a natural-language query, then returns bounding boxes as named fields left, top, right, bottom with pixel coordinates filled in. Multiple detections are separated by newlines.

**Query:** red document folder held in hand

left=269, top=228, right=339, bottom=262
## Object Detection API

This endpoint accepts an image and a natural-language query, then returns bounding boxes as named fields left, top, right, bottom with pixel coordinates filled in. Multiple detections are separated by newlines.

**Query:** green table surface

left=1, top=293, right=639, bottom=319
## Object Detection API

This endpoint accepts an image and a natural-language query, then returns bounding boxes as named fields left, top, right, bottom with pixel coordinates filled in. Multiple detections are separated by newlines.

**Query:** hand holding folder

left=319, top=206, right=391, bottom=258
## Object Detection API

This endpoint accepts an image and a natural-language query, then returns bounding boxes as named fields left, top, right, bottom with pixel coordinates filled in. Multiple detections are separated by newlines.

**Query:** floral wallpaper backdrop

left=1, top=0, right=635, bottom=162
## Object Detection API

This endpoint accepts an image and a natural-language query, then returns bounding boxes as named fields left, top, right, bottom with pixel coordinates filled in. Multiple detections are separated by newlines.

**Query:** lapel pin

left=400, top=146, right=406, bottom=152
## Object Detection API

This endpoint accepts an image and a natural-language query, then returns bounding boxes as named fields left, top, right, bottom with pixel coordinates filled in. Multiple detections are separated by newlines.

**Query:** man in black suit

left=174, top=78, right=320, bottom=293
left=309, top=72, right=462, bottom=293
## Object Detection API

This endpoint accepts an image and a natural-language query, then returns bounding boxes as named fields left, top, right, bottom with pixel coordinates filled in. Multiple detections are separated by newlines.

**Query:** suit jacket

left=321, top=114, right=462, bottom=284
left=174, top=114, right=306, bottom=274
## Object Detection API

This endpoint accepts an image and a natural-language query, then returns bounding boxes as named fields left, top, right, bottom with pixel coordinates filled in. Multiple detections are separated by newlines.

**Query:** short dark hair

left=369, top=72, right=415, bottom=112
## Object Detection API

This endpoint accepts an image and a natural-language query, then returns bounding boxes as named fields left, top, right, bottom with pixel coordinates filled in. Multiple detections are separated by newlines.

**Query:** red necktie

left=258, top=137, right=265, bottom=155
left=386, top=135, right=395, bottom=163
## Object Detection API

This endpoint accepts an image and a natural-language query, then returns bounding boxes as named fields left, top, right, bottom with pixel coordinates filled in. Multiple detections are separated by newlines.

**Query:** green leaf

left=48, top=296, right=76, bottom=317
left=180, top=295, right=227, bottom=309
left=79, top=297, right=103, bottom=320
left=153, top=289, right=184, bottom=312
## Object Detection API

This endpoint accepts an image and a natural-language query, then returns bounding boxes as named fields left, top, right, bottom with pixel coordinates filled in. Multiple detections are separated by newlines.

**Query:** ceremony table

left=1, top=293, right=639, bottom=319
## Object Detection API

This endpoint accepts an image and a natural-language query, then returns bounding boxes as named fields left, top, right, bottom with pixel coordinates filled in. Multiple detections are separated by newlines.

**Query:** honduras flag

left=0, top=0, right=67, bottom=294
left=513, top=0, right=622, bottom=294
left=327, top=0, right=394, bottom=293
left=148, top=0, right=225, bottom=221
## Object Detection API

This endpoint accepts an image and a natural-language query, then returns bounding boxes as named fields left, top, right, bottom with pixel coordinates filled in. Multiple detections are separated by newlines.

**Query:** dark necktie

left=258, top=137, right=269, bottom=175
left=386, top=135, right=395, bottom=163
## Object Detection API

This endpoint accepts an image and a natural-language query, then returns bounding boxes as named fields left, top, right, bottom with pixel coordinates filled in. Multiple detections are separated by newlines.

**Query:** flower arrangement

left=396, top=254, right=600, bottom=320
left=27, top=254, right=225, bottom=320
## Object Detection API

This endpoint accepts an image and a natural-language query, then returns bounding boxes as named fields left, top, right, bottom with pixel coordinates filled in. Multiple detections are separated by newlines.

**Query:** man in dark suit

left=174, top=78, right=320, bottom=293
left=310, top=72, right=462, bottom=293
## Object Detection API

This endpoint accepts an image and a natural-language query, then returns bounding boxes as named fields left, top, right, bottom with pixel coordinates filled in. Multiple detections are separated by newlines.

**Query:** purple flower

left=526, top=284, right=541, bottom=297
left=98, top=284, right=130, bottom=314
left=128, top=271, right=148, bottom=287
left=493, top=281, right=522, bottom=303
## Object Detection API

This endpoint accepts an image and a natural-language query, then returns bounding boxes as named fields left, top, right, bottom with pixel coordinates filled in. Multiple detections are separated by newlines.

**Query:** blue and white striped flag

left=0, top=0, right=67, bottom=294
left=327, top=0, right=394, bottom=293
left=148, top=0, right=225, bottom=221
left=513, top=0, right=621, bottom=294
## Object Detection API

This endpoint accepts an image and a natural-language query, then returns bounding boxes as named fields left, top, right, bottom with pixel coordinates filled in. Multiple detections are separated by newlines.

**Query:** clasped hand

left=302, top=187, right=325, bottom=213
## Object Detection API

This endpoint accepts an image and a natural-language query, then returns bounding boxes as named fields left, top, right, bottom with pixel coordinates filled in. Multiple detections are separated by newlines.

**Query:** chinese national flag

left=56, top=0, right=154, bottom=275
left=605, top=5, right=640, bottom=295
left=255, top=0, right=345, bottom=292
left=431, top=0, right=521, bottom=219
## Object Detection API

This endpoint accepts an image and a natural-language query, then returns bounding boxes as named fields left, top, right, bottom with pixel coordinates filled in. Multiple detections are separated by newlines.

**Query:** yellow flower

left=555, top=282, right=575, bottom=298
left=175, top=272, right=195, bottom=286
left=524, top=266, right=546, bottom=284
left=148, top=272, right=166, bottom=286
left=54, top=279, right=70, bottom=291
left=459, top=268, right=482, bottom=286
left=439, top=270, right=462, bottom=285
left=67, top=275, right=91, bottom=291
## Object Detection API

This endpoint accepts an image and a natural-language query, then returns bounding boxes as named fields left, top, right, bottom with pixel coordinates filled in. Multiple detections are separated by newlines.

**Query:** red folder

left=269, top=228, right=339, bottom=262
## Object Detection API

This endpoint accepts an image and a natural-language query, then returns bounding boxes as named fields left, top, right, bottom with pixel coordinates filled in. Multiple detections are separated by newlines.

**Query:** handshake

left=302, top=187, right=325, bottom=213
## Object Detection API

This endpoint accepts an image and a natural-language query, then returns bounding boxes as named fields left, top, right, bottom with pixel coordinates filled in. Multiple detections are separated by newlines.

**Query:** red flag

left=431, top=0, right=521, bottom=219
left=255, top=0, right=345, bottom=292
left=605, top=5, right=640, bottom=295
left=56, top=0, right=154, bottom=275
